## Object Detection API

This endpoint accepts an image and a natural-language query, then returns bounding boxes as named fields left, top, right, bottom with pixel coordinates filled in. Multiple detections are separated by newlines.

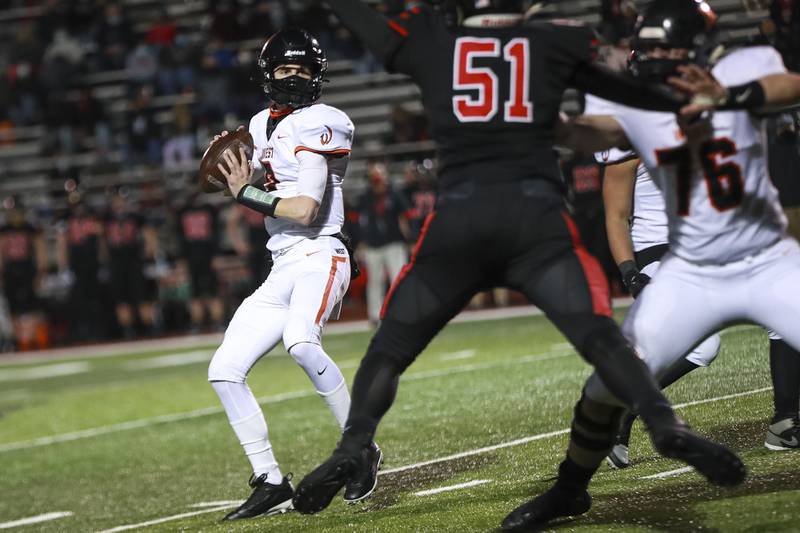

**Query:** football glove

left=619, top=260, right=651, bottom=299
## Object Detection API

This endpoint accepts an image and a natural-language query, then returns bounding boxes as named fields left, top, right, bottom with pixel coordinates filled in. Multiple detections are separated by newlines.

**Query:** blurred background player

left=56, top=194, right=103, bottom=342
left=355, top=161, right=408, bottom=325
left=226, top=204, right=271, bottom=294
left=206, top=27, right=377, bottom=521
left=176, top=191, right=224, bottom=332
left=293, top=0, right=745, bottom=520
left=0, top=197, right=47, bottom=350
left=104, top=189, right=160, bottom=338
left=527, top=0, right=800, bottom=529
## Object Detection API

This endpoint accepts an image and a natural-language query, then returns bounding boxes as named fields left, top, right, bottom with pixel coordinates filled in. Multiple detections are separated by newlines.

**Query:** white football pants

left=208, top=236, right=351, bottom=383
left=586, top=237, right=800, bottom=404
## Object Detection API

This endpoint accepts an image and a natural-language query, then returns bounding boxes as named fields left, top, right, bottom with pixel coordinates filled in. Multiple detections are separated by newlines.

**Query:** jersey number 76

left=452, top=37, right=533, bottom=123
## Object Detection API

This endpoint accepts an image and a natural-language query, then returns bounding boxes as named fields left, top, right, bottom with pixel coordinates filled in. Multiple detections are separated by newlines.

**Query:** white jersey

left=600, top=46, right=788, bottom=264
left=249, top=103, right=354, bottom=252
left=585, top=95, right=669, bottom=252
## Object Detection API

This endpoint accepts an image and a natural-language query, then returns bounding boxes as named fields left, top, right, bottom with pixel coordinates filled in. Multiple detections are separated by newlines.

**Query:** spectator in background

left=93, top=1, right=134, bottom=70
left=210, top=0, right=241, bottom=41
left=156, top=36, right=198, bottom=95
left=400, top=161, right=436, bottom=242
left=356, top=162, right=409, bottom=324
left=126, top=40, right=158, bottom=86
left=40, top=26, right=85, bottom=90
left=194, top=40, right=234, bottom=123
left=561, top=152, right=617, bottom=291
left=163, top=101, right=195, bottom=172
left=56, top=194, right=104, bottom=342
left=126, top=85, right=161, bottom=167
left=241, top=0, right=276, bottom=39
left=226, top=205, right=270, bottom=293
left=0, top=198, right=48, bottom=350
left=145, top=8, right=177, bottom=48
left=769, top=0, right=800, bottom=70
left=104, top=190, right=160, bottom=338
left=75, top=86, right=112, bottom=155
left=176, top=192, right=224, bottom=332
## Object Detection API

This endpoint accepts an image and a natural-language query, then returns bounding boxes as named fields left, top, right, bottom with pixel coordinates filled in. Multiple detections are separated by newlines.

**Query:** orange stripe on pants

left=315, top=256, right=347, bottom=325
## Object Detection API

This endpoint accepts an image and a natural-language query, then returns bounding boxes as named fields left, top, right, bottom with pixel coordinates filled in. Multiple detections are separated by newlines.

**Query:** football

left=199, top=129, right=255, bottom=193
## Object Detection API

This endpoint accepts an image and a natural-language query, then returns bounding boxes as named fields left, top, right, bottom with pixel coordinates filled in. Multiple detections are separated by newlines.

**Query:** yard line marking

left=440, top=350, right=477, bottom=361
left=99, top=385, right=774, bottom=531
left=123, top=350, right=212, bottom=370
left=0, top=511, right=73, bottom=529
left=414, top=479, right=492, bottom=497
left=0, top=353, right=570, bottom=453
left=380, top=429, right=572, bottom=476
left=188, top=501, right=243, bottom=509
left=98, top=505, right=233, bottom=533
left=0, top=362, right=90, bottom=382
left=641, top=466, right=694, bottom=480
left=672, top=386, right=772, bottom=409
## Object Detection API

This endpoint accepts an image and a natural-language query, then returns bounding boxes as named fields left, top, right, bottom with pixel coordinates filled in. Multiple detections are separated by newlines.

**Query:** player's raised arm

left=323, top=0, right=400, bottom=63
left=571, top=62, right=686, bottom=113
left=670, top=64, right=800, bottom=116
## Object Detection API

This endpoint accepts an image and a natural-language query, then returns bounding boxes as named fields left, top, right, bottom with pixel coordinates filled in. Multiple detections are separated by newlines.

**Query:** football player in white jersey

left=505, top=0, right=800, bottom=529
left=206, top=28, right=380, bottom=521
left=587, top=94, right=722, bottom=469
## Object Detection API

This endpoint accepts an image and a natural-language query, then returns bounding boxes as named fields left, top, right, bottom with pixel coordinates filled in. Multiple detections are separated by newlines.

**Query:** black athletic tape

left=717, top=80, right=766, bottom=110
left=236, top=184, right=281, bottom=217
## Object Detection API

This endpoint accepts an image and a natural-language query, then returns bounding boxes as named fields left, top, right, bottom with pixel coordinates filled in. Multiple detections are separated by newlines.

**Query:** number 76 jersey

left=609, top=46, right=788, bottom=264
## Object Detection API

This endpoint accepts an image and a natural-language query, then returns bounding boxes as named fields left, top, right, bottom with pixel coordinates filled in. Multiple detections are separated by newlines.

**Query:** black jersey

left=324, top=0, right=683, bottom=191
left=380, top=8, right=593, bottom=187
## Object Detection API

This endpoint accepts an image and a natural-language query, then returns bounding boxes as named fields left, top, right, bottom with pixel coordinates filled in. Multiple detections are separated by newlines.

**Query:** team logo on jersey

left=320, top=126, right=333, bottom=146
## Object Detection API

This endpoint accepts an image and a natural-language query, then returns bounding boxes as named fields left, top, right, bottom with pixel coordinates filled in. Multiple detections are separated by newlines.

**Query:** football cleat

left=222, top=473, right=294, bottom=521
left=606, top=443, right=631, bottom=469
left=344, top=441, right=382, bottom=503
left=765, top=418, right=800, bottom=451
left=501, top=485, right=591, bottom=531
left=649, top=418, right=746, bottom=486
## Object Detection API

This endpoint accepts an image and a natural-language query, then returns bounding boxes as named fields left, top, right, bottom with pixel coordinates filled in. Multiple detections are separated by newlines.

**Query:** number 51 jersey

left=377, top=6, right=597, bottom=190
left=608, top=46, right=788, bottom=264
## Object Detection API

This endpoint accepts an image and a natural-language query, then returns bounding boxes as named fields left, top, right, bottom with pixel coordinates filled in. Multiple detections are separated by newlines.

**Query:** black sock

left=658, top=358, right=701, bottom=389
left=555, top=457, right=595, bottom=492
left=769, top=339, right=800, bottom=422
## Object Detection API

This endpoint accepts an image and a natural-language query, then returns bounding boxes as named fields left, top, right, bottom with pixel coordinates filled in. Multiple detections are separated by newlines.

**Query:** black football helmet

left=630, top=0, right=718, bottom=83
left=258, top=27, right=327, bottom=106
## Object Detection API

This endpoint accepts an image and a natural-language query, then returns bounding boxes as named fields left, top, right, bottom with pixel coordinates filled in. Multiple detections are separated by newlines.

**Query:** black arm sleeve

left=324, top=0, right=404, bottom=64
left=572, top=62, right=686, bottom=113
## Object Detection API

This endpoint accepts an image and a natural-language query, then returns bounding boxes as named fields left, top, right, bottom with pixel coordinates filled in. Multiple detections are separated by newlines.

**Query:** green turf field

left=1, top=312, right=798, bottom=532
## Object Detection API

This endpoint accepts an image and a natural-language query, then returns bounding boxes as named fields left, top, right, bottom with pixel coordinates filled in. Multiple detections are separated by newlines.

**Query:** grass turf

left=0, top=312, right=797, bottom=532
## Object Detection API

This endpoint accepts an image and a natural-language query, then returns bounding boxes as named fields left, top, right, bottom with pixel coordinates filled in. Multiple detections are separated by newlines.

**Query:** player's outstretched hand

left=668, top=64, right=726, bottom=117
left=217, top=146, right=254, bottom=198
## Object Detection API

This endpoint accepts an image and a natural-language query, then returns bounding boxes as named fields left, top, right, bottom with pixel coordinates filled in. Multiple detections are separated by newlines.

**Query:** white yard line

left=414, top=479, right=492, bottom=497
left=99, top=384, right=773, bottom=531
left=122, top=350, right=212, bottom=370
left=98, top=506, right=233, bottom=533
left=0, top=362, right=90, bottom=382
left=641, top=466, right=695, bottom=480
left=0, top=512, right=73, bottom=529
left=187, top=501, right=243, bottom=509
left=440, top=350, right=477, bottom=361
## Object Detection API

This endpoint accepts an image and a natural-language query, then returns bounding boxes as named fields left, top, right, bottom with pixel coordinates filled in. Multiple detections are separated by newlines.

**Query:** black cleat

left=223, top=473, right=294, bottom=521
left=501, top=485, right=591, bottom=531
left=650, top=419, right=746, bottom=487
left=293, top=449, right=354, bottom=514
left=344, top=441, right=382, bottom=503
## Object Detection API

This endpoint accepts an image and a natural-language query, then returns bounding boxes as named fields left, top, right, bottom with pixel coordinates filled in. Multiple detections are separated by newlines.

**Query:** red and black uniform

left=0, top=222, right=40, bottom=314
left=322, top=0, right=685, bottom=443
left=177, top=203, right=220, bottom=298
left=104, top=212, right=153, bottom=305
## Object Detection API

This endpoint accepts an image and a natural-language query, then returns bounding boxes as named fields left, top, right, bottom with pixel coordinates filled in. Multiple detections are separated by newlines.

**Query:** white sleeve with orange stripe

left=293, top=104, right=355, bottom=158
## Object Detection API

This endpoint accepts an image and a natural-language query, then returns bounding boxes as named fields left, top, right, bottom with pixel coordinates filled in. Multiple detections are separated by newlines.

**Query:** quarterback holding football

left=205, top=27, right=380, bottom=520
